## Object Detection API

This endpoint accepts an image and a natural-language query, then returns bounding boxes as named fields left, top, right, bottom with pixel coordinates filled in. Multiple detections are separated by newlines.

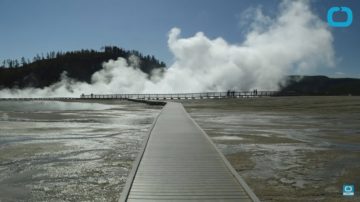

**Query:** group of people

left=253, top=89, right=258, bottom=95
left=226, top=90, right=236, bottom=97
left=226, top=89, right=259, bottom=97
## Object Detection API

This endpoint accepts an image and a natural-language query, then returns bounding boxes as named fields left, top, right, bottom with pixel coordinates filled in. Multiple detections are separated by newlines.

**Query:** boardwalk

left=120, top=102, right=259, bottom=202
left=82, top=91, right=276, bottom=100
left=0, top=91, right=277, bottom=101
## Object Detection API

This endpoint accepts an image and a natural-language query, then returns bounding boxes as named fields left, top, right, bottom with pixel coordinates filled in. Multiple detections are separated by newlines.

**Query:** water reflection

left=184, top=97, right=360, bottom=201
left=0, top=100, right=160, bottom=201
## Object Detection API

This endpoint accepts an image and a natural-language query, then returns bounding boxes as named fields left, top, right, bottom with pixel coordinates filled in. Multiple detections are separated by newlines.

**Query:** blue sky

left=0, top=0, right=359, bottom=77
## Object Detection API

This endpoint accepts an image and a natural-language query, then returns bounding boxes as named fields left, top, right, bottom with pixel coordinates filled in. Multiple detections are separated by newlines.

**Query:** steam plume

left=0, top=1, right=334, bottom=98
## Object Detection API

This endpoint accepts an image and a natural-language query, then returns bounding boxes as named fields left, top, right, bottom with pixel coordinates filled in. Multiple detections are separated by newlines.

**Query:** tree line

left=1, top=52, right=58, bottom=68
left=278, top=75, right=360, bottom=96
left=0, top=46, right=166, bottom=89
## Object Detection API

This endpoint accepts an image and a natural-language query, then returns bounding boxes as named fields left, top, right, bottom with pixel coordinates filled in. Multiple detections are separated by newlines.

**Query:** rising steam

left=0, top=1, right=334, bottom=98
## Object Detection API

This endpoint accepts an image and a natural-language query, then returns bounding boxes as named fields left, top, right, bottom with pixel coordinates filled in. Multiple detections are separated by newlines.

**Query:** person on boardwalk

left=227, top=90, right=231, bottom=97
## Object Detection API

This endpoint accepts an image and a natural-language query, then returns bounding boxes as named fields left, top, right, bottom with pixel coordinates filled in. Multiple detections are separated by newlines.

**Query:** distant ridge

left=279, top=75, right=360, bottom=96
left=0, top=46, right=165, bottom=89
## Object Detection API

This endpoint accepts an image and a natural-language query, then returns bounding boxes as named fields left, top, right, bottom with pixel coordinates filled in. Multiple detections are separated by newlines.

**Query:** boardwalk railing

left=0, top=91, right=278, bottom=101
left=81, top=91, right=277, bottom=100
left=0, top=97, right=78, bottom=101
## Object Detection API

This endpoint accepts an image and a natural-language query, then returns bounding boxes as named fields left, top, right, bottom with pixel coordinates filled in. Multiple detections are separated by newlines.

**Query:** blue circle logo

left=327, top=6, right=353, bottom=27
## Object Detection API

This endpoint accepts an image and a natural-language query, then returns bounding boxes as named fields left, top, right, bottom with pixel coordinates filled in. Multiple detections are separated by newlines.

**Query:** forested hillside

left=279, top=76, right=360, bottom=96
left=0, top=46, right=166, bottom=89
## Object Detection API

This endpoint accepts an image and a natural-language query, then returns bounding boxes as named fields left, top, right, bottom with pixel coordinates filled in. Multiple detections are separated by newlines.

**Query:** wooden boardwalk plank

left=120, top=102, right=259, bottom=202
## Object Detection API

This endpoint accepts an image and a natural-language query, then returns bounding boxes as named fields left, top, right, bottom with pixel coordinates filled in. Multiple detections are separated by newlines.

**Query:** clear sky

left=0, top=0, right=359, bottom=77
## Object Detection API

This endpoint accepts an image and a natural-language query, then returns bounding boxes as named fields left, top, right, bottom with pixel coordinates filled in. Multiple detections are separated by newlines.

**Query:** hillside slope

left=0, top=46, right=165, bottom=89
left=279, top=76, right=360, bottom=96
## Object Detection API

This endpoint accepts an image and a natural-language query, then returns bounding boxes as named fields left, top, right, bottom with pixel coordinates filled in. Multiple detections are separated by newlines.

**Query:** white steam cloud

left=0, top=1, right=334, bottom=98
